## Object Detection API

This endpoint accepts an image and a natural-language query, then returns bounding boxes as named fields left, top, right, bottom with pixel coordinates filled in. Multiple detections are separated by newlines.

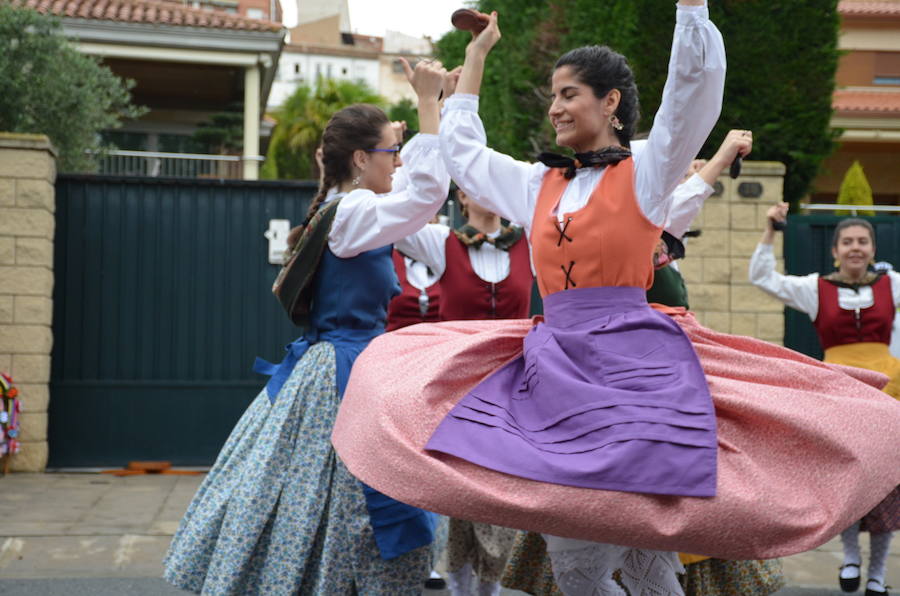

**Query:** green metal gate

left=783, top=214, right=900, bottom=359
left=50, top=175, right=316, bottom=467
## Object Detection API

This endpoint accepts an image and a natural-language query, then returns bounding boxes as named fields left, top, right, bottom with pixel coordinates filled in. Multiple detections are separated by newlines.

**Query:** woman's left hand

left=399, top=57, right=447, bottom=102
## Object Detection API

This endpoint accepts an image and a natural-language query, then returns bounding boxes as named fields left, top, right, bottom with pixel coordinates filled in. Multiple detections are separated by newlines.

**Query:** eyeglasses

left=366, top=144, right=402, bottom=154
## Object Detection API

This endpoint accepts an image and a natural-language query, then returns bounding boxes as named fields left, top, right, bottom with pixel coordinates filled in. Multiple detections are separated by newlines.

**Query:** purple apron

left=426, top=286, right=717, bottom=497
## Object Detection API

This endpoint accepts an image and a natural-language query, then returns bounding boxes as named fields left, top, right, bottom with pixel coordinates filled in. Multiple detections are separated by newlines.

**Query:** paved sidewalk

left=0, top=473, right=896, bottom=595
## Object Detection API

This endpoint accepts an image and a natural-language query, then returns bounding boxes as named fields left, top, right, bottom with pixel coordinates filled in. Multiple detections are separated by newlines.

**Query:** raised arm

left=439, top=12, right=544, bottom=228
left=748, top=203, right=819, bottom=318
left=329, top=60, right=451, bottom=258
left=666, top=129, right=753, bottom=238
left=635, top=0, right=726, bottom=226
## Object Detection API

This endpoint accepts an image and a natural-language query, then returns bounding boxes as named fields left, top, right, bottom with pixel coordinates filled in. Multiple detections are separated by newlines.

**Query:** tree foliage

left=387, top=98, right=419, bottom=138
left=193, top=105, right=244, bottom=155
left=436, top=0, right=840, bottom=203
left=262, top=78, right=384, bottom=180
left=836, top=160, right=874, bottom=216
left=0, top=4, right=145, bottom=171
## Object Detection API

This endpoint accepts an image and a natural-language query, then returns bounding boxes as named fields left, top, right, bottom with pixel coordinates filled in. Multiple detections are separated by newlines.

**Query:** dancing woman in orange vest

left=332, top=4, right=900, bottom=596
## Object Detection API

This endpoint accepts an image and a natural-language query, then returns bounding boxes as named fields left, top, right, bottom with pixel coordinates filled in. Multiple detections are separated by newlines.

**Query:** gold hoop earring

left=833, top=259, right=840, bottom=269
left=609, top=114, right=624, bottom=131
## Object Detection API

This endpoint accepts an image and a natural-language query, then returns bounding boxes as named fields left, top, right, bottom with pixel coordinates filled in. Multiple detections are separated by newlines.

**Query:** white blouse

left=438, top=2, right=725, bottom=237
left=404, top=256, right=441, bottom=290
left=749, top=243, right=900, bottom=321
left=396, top=224, right=513, bottom=283
left=327, top=133, right=450, bottom=258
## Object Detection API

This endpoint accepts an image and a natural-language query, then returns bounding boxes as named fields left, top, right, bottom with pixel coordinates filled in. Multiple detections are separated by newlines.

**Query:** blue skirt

left=163, top=342, right=431, bottom=595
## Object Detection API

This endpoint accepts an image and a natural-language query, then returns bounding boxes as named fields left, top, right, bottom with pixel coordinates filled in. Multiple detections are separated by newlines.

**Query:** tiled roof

left=838, top=1, right=900, bottom=18
left=16, top=0, right=283, bottom=32
left=833, top=89, right=900, bottom=115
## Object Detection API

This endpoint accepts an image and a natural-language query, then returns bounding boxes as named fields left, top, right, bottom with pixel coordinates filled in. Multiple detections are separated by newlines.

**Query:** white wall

left=268, top=51, right=380, bottom=109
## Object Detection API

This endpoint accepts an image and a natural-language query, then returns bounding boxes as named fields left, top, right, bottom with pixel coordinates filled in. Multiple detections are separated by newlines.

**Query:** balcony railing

left=90, top=150, right=264, bottom=179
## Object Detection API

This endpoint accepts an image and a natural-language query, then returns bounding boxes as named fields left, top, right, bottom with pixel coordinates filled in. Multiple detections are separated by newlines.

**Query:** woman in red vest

left=332, top=4, right=900, bottom=596
left=751, top=205, right=899, bottom=596
left=397, top=184, right=533, bottom=596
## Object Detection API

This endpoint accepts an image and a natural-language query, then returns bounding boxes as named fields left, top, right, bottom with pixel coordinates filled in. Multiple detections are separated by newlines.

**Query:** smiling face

left=356, top=123, right=402, bottom=195
left=549, top=65, right=620, bottom=153
left=832, top=224, right=875, bottom=277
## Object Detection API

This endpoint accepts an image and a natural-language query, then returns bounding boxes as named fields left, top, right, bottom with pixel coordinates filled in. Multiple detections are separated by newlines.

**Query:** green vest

left=646, top=265, right=689, bottom=309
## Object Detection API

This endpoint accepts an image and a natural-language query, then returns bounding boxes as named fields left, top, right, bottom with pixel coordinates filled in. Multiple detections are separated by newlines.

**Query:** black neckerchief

left=536, top=146, right=632, bottom=179
left=822, top=271, right=883, bottom=293
left=453, top=224, right=522, bottom=251
left=396, top=251, right=434, bottom=277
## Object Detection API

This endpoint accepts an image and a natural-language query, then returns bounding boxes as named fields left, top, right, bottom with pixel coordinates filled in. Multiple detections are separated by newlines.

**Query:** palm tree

left=262, top=78, right=384, bottom=180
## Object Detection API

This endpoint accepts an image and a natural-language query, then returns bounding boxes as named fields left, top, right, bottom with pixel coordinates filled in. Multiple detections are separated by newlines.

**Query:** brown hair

left=832, top=218, right=875, bottom=248
left=299, top=104, right=390, bottom=231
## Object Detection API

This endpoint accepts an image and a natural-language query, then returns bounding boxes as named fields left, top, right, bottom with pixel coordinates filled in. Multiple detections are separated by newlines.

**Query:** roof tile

left=14, top=0, right=283, bottom=32
left=839, top=1, right=900, bottom=17
left=834, top=89, right=900, bottom=114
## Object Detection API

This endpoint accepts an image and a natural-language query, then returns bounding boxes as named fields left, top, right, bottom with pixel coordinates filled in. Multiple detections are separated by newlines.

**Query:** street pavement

left=0, top=473, right=895, bottom=595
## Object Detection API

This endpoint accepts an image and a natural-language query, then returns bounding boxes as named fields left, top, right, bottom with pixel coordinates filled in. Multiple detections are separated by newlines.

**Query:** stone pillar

left=679, top=160, right=787, bottom=344
left=0, top=133, right=56, bottom=472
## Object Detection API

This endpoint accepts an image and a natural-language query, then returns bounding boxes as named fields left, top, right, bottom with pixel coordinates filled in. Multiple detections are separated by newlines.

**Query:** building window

left=874, top=52, right=900, bottom=86
left=316, top=63, right=321, bottom=78
left=327, top=64, right=333, bottom=78
left=294, top=63, right=301, bottom=74
left=246, top=7, right=264, bottom=19
left=342, top=67, right=348, bottom=75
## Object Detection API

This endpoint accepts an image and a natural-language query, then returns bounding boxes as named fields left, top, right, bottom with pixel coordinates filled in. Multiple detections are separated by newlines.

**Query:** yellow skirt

left=824, top=342, right=900, bottom=399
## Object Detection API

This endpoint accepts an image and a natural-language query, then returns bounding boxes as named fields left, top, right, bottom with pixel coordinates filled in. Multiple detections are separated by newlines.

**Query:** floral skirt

left=446, top=519, right=518, bottom=582
left=163, top=342, right=430, bottom=595
left=501, top=531, right=785, bottom=596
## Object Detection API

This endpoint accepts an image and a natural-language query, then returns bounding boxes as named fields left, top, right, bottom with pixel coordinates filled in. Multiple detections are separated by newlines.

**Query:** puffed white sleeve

left=439, top=94, right=545, bottom=228
left=394, top=224, right=451, bottom=279
left=328, top=134, right=450, bottom=258
left=634, top=1, right=726, bottom=227
left=890, top=270, right=900, bottom=307
left=749, top=243, right=820, bottom=319
left=665, top=173, right=715, bottom=239
left=387, top=133, right=424, bottom=195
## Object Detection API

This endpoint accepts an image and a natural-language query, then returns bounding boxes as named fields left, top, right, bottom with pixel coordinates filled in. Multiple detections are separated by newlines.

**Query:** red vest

left=386, top=249, right=441, bottom=331
left=438, top=233, right=533, bottom=321
left=813, top=275, right=895, bottom=349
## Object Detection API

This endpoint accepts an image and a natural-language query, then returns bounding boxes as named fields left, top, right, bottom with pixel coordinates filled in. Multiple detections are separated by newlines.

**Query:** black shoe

left=864, top=581, right=890, bottom=596
left=424, top=576, right=447, bottom=590
left=840, top=564, right=861, bottom=592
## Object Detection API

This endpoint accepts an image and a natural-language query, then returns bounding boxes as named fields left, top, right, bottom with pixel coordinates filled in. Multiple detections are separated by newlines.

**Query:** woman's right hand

left=466, top=11, right=501, bottom=58
left=399, top=57, right=447, bottom=102
left=766, top=202, right=789, bottom=230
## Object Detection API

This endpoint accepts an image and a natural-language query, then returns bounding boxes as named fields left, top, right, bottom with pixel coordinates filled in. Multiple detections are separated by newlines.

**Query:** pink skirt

left=332, top=312, right=900, bottom=559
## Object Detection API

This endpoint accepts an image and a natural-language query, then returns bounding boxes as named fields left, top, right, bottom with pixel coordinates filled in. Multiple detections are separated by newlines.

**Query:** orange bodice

left=530, top=158, right=662, bottom=297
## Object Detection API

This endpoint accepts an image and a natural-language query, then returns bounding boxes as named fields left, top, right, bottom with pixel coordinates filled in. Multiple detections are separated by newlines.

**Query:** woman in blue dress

left=164, top=58, right=451, bottom=595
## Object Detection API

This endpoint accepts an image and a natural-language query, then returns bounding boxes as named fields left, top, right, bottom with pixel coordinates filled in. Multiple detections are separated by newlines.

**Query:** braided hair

left=299, top=104, right=390, bottom=233
left=554, top=45, right=640, bottom=147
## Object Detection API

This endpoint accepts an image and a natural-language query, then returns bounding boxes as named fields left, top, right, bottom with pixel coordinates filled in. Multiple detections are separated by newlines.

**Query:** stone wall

left=0, top=133, right=56, bottom=472
left=678, top=161, right=787, bottom=343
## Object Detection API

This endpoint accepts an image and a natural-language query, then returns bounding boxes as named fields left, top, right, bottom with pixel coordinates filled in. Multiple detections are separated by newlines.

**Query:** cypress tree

left=836, top=160, right=875, bottom=216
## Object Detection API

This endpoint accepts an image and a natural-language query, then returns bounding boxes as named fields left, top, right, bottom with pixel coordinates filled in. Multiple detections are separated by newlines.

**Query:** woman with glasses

left=164, top=58, right=451, bottom=596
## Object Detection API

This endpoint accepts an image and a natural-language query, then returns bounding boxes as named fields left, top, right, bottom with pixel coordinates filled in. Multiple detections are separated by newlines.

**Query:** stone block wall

left=0, top=133, right=56, bottom=472
left=679, top=161, right=787, bottom=343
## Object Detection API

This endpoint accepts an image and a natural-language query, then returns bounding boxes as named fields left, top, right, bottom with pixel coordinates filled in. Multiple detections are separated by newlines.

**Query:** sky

left=345, top=0, right=464, bottom=41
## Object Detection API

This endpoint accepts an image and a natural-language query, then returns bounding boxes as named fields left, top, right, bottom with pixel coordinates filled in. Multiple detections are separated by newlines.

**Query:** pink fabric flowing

left=332, top=312, right=900, bottom=559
